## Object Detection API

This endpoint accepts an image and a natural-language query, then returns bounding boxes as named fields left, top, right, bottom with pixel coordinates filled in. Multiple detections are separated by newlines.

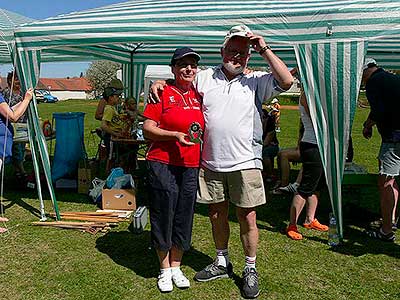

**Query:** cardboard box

left=78, top=161, right=97, bottom=194
left=102, top=189, right=136, bottom=210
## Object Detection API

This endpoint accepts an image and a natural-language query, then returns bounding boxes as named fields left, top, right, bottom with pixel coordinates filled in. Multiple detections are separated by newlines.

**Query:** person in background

left=0, top=84, right=33, bottom=233
left=143, top=47, right=203, bottom=293
left=286, top=89, right=328, bottom=240
left=271, top=120, right=304, bottom=195
left=101, top=83, right=127, bottom=139
left=123, top=96, right=145, bottom=124
left=124, top=97, right=139, bottom=123
left=101, top=81, right=136, bottom=171
left=261, top=108, right=279, bottom=183
left=269, top=98, right=281, bottom=132
left=362, top=58, right=400, bottom=242
left=95, top=79, right=124, bottom=121
left=2, top=72, right=28, bottom=181
left=121, top=96, right=140, bottom=169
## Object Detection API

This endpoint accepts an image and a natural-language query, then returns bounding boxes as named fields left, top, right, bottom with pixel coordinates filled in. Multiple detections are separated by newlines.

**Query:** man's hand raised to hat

left=247, top=33, right=268, bottom=53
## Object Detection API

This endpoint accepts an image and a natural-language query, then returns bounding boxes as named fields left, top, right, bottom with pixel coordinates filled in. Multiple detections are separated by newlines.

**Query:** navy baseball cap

left=171, top=47, right=201, bottom=65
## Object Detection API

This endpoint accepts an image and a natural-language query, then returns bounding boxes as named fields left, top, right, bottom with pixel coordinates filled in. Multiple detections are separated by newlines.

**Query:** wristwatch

left=259, top=45, right=272, bottom=55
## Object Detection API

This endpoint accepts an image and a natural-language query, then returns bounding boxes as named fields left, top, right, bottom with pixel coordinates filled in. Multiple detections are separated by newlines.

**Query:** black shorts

left=147, top=160, right=199, bottom=251
left=297, top=142, right=325, bottom=198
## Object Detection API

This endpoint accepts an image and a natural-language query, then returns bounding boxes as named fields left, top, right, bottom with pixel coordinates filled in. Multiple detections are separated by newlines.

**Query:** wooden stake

left=57, top=215, right=122, bottom=223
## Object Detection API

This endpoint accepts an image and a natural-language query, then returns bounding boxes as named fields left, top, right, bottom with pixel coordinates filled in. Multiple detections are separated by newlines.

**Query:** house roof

left=37, top=77, right=91, bottom=92
left=1, top=76, right=91, bottom=92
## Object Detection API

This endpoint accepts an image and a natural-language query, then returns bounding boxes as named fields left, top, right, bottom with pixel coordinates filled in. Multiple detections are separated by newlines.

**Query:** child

left=101, top=87, right=128, bottom=139
left=262, top=109, right=279, bottom=183
left=124, top=97, right=139, bottom=123
left=270, top=98, right=281, bottom=132
left=101, top=87, right=137, bottom=172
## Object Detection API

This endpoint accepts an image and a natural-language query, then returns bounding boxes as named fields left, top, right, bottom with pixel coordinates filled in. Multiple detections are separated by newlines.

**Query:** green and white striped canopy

left=13, top=0, right=400, bottom=100
left=0, top=9, right=102, bottom=64
left=12, top=0, right=400, bottom=237
left=0, top=8, right=34, bottom=63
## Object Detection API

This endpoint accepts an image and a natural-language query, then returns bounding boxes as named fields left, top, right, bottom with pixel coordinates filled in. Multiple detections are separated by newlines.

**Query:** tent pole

left=130, top=51, right=134, bottom=98
left=27, top=114, right=46, bottom=221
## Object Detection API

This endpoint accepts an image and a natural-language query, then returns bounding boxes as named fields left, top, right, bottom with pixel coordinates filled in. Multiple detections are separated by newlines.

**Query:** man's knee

left=236, top=208, right=257, bottom=226
left=208, top=202, right=229, bottom=221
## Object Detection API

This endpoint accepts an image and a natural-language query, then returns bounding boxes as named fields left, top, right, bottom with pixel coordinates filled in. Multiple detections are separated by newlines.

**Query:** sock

left=170, top=266, right=181, bottom=275
left=216, top=249, right=229, bottom=267
left=245, top=256, right=256, bottom=270
left=160, top=267, right=172, bottom=277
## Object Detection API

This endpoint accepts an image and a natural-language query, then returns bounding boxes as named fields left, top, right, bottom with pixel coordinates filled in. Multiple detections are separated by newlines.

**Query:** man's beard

left=223, top=61, right=245, bottom=76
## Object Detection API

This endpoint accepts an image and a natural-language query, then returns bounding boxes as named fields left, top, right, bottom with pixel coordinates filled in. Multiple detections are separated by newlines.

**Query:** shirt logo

left=169, top=96, right=175, bottom=103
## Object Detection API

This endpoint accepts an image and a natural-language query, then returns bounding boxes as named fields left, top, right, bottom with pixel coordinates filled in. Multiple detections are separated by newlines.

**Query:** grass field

left=0, top=99, right=398, bottom=300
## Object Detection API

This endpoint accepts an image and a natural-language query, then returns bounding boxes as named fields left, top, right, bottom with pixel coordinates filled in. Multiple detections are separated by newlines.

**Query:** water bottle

left=328, top=213, right=340, bottom=246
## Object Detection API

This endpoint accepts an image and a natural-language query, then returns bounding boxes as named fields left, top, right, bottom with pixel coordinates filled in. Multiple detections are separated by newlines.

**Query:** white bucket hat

left=223, top=25, right=253, bottom=46
left=363, top=57, right=377, bottom=71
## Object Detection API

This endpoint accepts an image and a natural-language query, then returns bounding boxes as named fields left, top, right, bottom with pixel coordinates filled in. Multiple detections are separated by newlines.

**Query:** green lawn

left=0, top=99, right=398, bottom=300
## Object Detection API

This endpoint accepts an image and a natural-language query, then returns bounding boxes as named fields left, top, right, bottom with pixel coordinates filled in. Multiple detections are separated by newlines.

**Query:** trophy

left=188, top=122, right=203, bottom=144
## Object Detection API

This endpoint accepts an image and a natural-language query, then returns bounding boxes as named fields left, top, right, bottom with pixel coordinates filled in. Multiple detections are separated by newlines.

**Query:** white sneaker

left=278, top=182, right=299, bottom=193
left=157, top=272, right=173, bottom=292
left=171, top=268, right=190, bottom=289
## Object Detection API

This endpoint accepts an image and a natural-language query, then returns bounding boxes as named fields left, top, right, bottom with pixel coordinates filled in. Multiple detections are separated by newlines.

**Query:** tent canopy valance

left=12, top=0, right=400, bottom=66
left=13, top=0, right=400, bottom=46
left=11, top=0, right=400, bottom=237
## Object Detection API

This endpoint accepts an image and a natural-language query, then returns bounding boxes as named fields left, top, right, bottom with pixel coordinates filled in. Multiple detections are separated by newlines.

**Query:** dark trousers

left=297, top=142, right=325, bottom=198
left=148, top=161, right=199, bottom=251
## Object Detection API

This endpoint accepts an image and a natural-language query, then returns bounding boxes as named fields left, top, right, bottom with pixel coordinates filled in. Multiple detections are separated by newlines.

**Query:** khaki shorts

left=197, top=167, right=266, bottom=208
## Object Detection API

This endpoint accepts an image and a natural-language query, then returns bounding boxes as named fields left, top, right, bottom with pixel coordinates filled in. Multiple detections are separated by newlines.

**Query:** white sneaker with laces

left=171, top=268, right=190, bottom=288
left=157, top=271, right=173, bottom=292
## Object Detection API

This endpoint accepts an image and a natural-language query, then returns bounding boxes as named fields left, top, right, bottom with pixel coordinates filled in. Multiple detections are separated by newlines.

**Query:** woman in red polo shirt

left=143, top=47, right=204, bottom=293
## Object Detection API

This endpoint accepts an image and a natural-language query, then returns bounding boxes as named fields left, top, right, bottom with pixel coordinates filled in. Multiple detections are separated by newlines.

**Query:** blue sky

left=1, top=0, right=123, bottom=78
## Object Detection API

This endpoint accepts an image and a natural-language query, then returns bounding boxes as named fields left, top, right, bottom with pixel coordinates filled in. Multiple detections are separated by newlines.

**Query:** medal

left=188, top=122, right=202, bottom=144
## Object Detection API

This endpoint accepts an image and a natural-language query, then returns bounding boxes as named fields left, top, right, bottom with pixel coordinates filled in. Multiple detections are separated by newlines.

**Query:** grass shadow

left=4, top=172, right=93, bottom=205
left=194, top=191, right=293, bottom=232
left=331, top=226, right=400, bottom=258
left=95, top=230, right=214, bottom=279
left=2, top=191, right=43, bottom=219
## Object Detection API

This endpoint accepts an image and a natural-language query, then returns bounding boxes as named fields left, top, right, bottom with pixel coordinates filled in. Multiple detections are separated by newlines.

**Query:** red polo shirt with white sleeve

left=143, top=84, right=204, bottom=167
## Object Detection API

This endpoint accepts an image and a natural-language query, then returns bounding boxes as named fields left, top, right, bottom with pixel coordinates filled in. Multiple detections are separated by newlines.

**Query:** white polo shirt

left=195, top=65, right=285, bottom=172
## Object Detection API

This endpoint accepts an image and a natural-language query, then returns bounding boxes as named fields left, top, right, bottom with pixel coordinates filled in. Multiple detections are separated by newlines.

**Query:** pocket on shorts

left=197, top=168, right=225, bottom=204
left=230, top=169, right=266, bottom=208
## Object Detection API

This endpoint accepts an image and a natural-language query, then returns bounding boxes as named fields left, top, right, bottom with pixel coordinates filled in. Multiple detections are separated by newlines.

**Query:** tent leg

left=28, top=119, right=47, bottom=221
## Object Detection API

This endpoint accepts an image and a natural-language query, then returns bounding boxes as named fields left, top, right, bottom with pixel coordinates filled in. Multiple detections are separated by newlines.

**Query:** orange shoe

left=286, top=224, right=303, bottom=240
left=303, top=219, right=328, bottom=232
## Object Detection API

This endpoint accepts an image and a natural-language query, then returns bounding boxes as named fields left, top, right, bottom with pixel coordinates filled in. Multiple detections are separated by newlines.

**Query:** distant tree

left=86, top=60, right=121, bottom=97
